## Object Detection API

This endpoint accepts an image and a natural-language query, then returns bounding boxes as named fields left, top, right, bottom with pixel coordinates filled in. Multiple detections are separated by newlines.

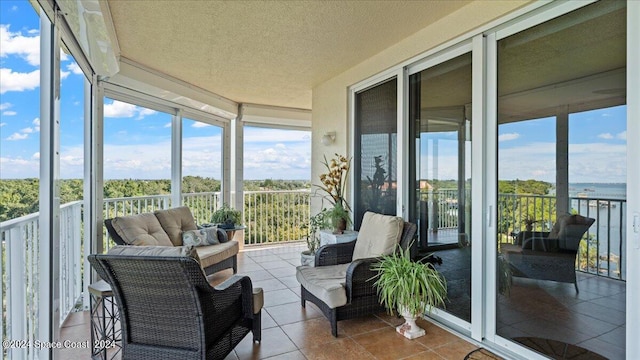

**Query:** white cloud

left=104, top=101, right=137, bottom=118
left=0, top=122, right=6, bottom=127
left=20, top=127, right=34, bottom=134
left=498, top=133, right=520, bottom=142
left=191, top=122, right=211, bottom=128
left=66, top=62, right=83, bottom=75
left=7, top=132, right=28, bottom=140
left=164, top=122, right=172, bottom=128
left=2, top=111, right=17, bottom=116
left=0, top=102, right=11, bottom=111
left=33, top=118, right=40, bottom=131
left=32, top=152, right=40, bottom=160
left=60, top=70, right=70, bottom=80
left=104, top=100, right=156, bottom=119
left=598, top=133, right=614, bottom=140
left=0, top=156, right=39, bottom=178
left=137, top=108, right=157, bottom=119
left=617, top=131, right=626, bottom=140
left=0, top=24, right=40, bottom=66
left=0, top=68, right=40, bottom=93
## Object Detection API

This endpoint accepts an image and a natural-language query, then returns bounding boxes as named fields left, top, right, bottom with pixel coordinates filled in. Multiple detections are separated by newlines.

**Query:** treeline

left=0, top=177, right=310, bottom=222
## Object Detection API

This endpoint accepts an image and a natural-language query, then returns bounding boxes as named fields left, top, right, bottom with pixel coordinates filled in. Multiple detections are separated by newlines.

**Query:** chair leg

left=300, top=286, right=306, bottom=308
left=232, top=256, right=238, bottom=274
left=330, top=310, right=338, bottom=337
left=253, top=311, right=262, bottom=343
left=574, top=281, right=579, bottom=294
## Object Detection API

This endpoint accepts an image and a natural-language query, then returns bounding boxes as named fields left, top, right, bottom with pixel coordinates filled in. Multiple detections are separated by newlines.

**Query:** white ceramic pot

left=396, top=307, right=426, bottom=339
left=300, top=250, right=315, bottom=267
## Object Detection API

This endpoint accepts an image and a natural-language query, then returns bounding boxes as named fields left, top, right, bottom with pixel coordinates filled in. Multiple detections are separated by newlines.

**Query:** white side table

left=319, top=229, right=358, bottom=247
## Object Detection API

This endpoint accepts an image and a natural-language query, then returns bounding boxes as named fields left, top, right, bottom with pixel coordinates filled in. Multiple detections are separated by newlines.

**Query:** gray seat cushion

left=195, top=241, right=239, bottom=268
left=296, top=264, right=349, bottom=308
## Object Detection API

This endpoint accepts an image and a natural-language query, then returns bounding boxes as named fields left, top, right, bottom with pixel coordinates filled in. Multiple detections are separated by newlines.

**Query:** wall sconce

left=321, top=131, right=336, bottom=146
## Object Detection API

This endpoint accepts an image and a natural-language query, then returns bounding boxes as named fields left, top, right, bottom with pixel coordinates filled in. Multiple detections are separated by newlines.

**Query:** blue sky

left=0, top=0, right=311, bottom=180
left=0, top=0, right=627, bottom=183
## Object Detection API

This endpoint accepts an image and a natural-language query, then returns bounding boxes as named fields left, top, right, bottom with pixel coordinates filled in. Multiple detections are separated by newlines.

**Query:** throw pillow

left=182, top=227, right=220, bottom=247
left=110, top=213, right=173, bottom=246
left=352, top=211, right=404, bottom=261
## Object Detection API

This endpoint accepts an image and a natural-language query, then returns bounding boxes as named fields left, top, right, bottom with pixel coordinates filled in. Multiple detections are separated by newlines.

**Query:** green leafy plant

left=210, top=203, right=242, bottom=228
left=325, top=202, right=351, bottom=234
left=372, top=245, right=447, bottom=317
left=304, top=209, right=328, bottom=254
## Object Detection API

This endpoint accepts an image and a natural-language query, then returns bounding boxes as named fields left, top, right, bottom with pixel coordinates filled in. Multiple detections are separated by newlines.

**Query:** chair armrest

left=315, top=240, right=356, bottom=266
left=213, top=275, right=254, bottom=318
left=344, top=257, right=380, bottom=302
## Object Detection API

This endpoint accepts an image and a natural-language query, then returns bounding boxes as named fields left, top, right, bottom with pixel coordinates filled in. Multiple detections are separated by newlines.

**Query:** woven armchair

left=88, top=246, right=261, bottom=360
left=500, top=214, right=595, bottom=293
left=297, top=213, right=417, bottom=337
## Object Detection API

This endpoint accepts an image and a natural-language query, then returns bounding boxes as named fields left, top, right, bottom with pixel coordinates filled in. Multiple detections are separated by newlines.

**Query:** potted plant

left=372, top=246, right=447, bottom=339
left=301, top=210, right=327, bottom=266
left=210, top=204, right=242, bottom=229
left=316, top=153, right=352, bottom=234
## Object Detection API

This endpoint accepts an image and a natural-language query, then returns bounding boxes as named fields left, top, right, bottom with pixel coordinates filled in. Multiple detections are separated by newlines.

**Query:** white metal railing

left=497, top=193, right=626, bottom=280
left=0, top=201, right=83, bottom=360
left=243, top=190, right=310, bottom=245
left=103, top=191, right=310, bottom=247
left=420, top=188, right=465, bottom=230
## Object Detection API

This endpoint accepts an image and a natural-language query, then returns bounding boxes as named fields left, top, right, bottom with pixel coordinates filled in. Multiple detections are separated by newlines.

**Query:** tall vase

left=396, top=307, right=426, bottom=339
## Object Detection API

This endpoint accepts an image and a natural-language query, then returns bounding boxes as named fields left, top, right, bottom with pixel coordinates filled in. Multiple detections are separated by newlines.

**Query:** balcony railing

left=102, top=190, right=309, bottom=248
left=497, top=193, right=626, bottom=280
left=0, top=201, right=83, bottom=360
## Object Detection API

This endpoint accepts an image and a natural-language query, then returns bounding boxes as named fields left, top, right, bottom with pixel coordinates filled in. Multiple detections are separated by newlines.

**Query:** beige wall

left=310, top=0, right=532, bottom=217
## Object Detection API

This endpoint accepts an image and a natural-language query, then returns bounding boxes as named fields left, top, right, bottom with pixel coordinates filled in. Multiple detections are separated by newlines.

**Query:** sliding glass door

left=409, top=52, right=473, bottom=323
left=495, top=2, right=627, bottom=358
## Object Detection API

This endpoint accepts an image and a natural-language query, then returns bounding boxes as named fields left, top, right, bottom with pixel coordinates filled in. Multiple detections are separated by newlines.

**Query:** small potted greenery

left=301, top=210, right=327, bottom=266
left=315, top=154, right=352, bottom=234
left=210, top=204, right=242, bottom=229
left=372, top=245, right=447, bottom=339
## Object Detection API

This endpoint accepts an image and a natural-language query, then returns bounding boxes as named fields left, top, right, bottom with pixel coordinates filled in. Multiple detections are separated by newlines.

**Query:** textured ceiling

left=106, top=0, right=472, bottom=110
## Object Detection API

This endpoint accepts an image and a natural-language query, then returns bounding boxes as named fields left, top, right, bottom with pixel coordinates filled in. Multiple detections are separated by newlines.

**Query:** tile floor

left=59, top=243, right=483, bottom=360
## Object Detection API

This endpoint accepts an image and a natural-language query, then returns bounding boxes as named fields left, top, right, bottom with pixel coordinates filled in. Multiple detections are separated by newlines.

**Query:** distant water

left=564, top=183, right=627, bottom=279
left=567, top=182, right=626, bottom=199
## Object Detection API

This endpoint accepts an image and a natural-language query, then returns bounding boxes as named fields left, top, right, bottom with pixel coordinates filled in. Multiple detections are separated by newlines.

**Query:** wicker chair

left=500, top=214, right=595, bottom=293
left=296, top=212, right=417, bottom=337
left=88, top=246, right=262, bottom=360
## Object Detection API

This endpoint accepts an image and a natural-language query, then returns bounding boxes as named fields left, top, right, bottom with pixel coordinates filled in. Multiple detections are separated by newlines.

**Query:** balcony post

left=556, top=111, right=569, bottom=215
left=171, top=109, right=183, bottom=207
left=39, top=8, right=61, bottom=359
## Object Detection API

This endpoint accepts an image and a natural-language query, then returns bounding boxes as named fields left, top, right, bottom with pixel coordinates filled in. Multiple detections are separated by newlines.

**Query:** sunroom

left=1, top=0, right=638, bottom=359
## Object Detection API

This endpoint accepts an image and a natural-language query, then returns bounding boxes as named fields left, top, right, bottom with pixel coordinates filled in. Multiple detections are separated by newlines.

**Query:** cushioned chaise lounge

left=296, top=212, right=417, bottom=336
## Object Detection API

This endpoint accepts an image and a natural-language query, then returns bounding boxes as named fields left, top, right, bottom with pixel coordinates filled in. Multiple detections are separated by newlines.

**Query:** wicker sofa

left=105, top=206, right=238, bottom=276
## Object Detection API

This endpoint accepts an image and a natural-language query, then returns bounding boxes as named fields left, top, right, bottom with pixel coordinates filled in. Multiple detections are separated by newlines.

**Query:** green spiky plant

left=372, top=245, right=447, bottom=318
